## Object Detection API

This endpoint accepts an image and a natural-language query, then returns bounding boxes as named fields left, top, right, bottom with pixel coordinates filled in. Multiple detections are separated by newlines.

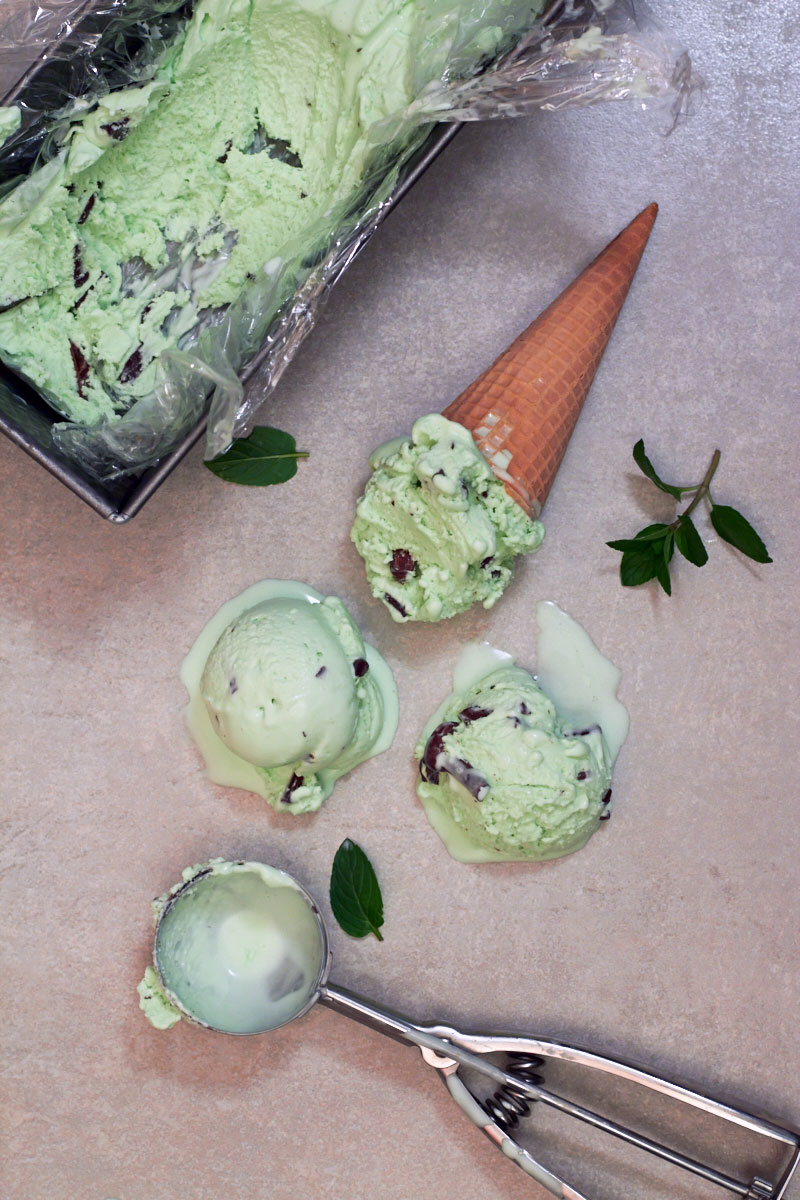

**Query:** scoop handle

left=318, top=981, right=522, bottom=1086
left=318, top=986, right=800, bottom=1198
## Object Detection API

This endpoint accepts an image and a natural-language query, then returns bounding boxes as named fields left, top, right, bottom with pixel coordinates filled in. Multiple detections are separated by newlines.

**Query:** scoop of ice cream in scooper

left=138, top=858, right=800, bottom=1198
left=351, top=203, right=658, bottom=622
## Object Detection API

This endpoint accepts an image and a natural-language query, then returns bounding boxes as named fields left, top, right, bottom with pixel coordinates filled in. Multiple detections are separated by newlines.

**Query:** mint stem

left=674, top=449, right=721, bottom=525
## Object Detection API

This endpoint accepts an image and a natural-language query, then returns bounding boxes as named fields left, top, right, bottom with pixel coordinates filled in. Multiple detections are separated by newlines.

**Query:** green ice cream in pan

left=0, top=0, right=417, bottom=424
left=351, top=205, right=658, bottom=622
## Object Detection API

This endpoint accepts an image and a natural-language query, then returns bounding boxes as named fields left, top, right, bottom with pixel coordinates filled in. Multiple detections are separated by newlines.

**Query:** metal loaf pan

left=0, top=3, right=459, bottom=521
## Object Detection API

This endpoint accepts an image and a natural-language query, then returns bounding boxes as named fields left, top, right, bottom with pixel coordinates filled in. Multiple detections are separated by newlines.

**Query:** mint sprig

left=607, top=441, right=772, bottom=594
left=205, top=426, right=309, bottom=486
left=329, top=839, right=384, bottom=941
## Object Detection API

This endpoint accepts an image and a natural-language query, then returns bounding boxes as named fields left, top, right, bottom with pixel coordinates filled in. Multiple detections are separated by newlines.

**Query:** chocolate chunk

left=480, top=556, right=494, bottom=570
left=353, top=658, right=369, bottom=678
left=140, top=302, right=154, bottom=323
left=70, top=289, right=91, bottom=314
left=245, top=124, right=303, bottom=167
left=384, top=593, right=408, bottom=618
left=458, top=705, right=492, bottom=724
left=100, top=117, right=130, bottom=141
left=217, top=139, right=232, bottom=164
left=228, top=678, right=238, bottom=695
left=567, top=724, right=602, bottom=739
left=69, top=340, right=91, bottom=398
left=519, top=701, right=530, bottom=715
left=419, top=721, right=490, bottom=800
left=315, top=666, right=327, bottom=678
left=280, top=773, right=305, bottom=804
left=443, top=757, right=491, bottom=801
left=0, top=297, right=29, bottom=315
left=77, top=193, right=96, bottom=225
left=300, top=191, right=307, bottom=199
left=73, top=245, right=89, bottom=289
left=507, top=716, right=522, bottom=728
left=601, top=789, right=612, bottom=805
left=390, top=548, right=417, bottom=583
left=419, top=721, right=459, bottom=785
left=118, top=346, right=143, bottom=384
left=576, top=770, right=589, bottom=781
left=599, top=811, right=611, bottom=821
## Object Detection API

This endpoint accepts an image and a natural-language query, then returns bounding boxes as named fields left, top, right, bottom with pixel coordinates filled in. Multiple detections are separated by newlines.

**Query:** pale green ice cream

left=351, top=414, right=544, bottom=622
left=137, top=966, right=182, bottom=1030
left=0, top=106, right=21, bottom=148
left=0, top=0, right=415, bottom=424
left=415, top=654, right=613, bottom=863
left=139, top=859, right=325, bottom=1033
left=182, top=581, right=398, bottom=812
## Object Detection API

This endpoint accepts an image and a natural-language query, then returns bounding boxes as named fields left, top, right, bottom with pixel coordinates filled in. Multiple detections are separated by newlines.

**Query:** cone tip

left=636, top=201, right=659, bottom=230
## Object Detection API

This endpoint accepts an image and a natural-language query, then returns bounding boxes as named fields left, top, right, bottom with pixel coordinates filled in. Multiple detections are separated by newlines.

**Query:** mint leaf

left=654, top=532, right=674, bottom=594
left=654, top=554, right=672, bottom=595
left=632, top=439, right=684, bottom=499
left=611, top=443, right=772, bottom=594
left=620, top=544, right=660, bottom=587
left=710, top=505, right=772, bottom=564
left=607, top=523, right=672, bottom=552
left=205, top=426, right=309, bottom=486
left=674, top=514, right=708, bottom=566
left=330, top=840, right=384, bottom=941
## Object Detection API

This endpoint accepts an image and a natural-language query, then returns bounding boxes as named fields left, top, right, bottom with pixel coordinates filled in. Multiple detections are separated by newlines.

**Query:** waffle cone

left=443, top=202, right=658, bottom=516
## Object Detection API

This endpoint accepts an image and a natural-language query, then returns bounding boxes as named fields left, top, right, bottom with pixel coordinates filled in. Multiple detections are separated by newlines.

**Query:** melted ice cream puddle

left=533, top=600, right=628, bottom=766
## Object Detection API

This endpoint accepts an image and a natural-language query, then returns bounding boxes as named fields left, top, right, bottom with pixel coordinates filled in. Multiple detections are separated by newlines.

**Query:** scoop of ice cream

left=183, top=581, right=398, bottom=813
left=351, top=414, right=543, bottom=622
left=415, top=662, right=612, bottom=862
left=201, top=596, right=363, bottom=769
left=140, top=860, right=325, bottom=1034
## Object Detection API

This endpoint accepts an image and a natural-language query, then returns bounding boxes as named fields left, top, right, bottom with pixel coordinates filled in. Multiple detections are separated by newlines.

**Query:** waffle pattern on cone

left=443, top=203, right=658, bottom=516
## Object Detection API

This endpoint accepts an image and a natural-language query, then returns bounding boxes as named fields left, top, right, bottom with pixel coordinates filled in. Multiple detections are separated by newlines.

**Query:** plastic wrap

left=0, top=0, right=698, bottom=479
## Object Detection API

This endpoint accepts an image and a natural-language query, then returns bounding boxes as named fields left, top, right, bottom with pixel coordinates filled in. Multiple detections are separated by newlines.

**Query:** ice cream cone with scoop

left=351, top=203, right=658, bottom=622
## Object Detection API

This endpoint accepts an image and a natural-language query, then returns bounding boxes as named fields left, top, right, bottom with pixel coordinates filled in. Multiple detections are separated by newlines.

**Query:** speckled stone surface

left=1, top=3, right=799, bottom=1198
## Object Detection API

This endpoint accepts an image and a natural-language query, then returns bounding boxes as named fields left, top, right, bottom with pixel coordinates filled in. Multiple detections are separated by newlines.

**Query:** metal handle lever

left=317, top=988, right=800, bottom=1198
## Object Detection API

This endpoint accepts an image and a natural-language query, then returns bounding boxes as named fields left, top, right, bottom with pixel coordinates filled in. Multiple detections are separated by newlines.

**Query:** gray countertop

left=1, top=2, right=798, bottom=1197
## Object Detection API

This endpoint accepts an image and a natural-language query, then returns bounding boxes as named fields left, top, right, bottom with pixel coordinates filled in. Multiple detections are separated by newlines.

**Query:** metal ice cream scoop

left=152, top=862, right=799, bottom=1199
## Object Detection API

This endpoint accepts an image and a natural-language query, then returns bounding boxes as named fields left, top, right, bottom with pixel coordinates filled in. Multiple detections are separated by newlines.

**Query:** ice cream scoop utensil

left=153, top=864, right=799, bottom=1197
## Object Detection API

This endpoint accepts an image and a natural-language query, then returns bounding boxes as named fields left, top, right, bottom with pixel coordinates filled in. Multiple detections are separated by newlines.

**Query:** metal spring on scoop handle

left=482, top=1054, right=545, bottom=1130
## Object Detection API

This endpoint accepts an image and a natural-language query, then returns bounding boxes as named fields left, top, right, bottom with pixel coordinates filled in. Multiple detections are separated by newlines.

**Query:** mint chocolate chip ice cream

left=351, top=415, right=543, bottom=622
left=0, top=0, right=416, bottom=425
left=182, top=581, right=398, bottom=812
left=414, top=606, right=629, bottom=863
